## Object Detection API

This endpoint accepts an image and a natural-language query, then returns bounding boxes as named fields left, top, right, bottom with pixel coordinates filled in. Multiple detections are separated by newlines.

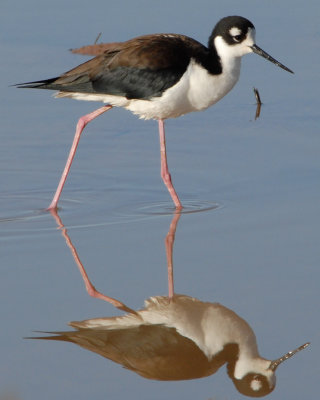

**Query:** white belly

left=56, top=58, right=241, bottom=120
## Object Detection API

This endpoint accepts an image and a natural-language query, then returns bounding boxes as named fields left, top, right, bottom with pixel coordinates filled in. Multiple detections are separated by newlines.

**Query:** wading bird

left=17, top=16, right=293, bottom=210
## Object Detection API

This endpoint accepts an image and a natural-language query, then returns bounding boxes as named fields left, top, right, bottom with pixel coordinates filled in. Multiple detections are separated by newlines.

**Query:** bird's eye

left=233, top=35, right=242, bottom=42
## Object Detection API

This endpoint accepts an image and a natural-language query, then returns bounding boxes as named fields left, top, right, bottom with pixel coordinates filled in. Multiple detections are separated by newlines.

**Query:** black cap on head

left=209, top=16, right=255, bottom=47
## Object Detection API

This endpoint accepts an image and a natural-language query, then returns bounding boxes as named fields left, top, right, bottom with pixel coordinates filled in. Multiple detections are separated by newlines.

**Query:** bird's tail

left=14, top=78, right=59, bottom=90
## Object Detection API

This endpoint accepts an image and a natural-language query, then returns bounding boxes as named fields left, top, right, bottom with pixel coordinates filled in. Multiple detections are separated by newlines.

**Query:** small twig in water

left=253, top=87, right=262, bottom=105
left=253, top=87, right=262, bottom=120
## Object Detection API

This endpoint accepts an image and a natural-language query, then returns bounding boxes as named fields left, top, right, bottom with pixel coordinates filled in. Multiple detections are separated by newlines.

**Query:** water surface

left=1, top=1, right=319, bottom=399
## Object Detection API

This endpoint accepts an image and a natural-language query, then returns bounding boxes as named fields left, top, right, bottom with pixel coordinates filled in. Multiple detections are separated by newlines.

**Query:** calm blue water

left=1, top=1, right=319, bottom=399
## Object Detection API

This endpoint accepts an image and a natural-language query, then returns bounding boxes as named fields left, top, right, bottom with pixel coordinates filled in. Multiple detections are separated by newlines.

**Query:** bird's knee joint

left=161, top=172, right=172, bottom=184
left=77, top=117, right=88, bottom=130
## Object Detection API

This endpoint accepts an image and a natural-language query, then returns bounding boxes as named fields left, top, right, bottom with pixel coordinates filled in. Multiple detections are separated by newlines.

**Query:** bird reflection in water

left=37, top=210, right=309, bottom=397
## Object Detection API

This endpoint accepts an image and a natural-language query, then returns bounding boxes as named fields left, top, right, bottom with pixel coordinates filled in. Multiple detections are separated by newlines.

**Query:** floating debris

left=253, top=87, right=262, bottom=120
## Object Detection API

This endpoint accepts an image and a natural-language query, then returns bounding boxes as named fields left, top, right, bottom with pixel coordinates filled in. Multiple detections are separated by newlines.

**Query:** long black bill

left=251, top=44, right=294, bottom=74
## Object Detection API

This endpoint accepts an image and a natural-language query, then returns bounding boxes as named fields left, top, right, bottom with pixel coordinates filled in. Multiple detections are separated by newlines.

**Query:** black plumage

left=16, top=34, right=222, bottom=100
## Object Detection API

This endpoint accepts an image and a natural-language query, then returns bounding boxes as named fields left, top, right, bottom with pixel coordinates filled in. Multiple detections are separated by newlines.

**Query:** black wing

left=16, top=34, right=210, bottom=100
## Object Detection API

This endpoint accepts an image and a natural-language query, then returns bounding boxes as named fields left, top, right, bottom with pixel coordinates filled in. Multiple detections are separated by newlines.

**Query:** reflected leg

left=165, top=212, right=181, bottom=298
left=50, top=209, right=138, bottom=315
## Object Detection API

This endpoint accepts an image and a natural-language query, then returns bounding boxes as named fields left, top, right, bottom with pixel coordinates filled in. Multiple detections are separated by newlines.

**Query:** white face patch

left=247, top=27, right=256, bottom=42
left=229, top=27, right=242, bottom=37
left=250, top=379, right=263, bottom=392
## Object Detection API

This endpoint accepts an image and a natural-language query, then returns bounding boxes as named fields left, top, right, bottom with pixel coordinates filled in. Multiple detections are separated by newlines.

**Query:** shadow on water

left=29, top=210, right=309, bottom=398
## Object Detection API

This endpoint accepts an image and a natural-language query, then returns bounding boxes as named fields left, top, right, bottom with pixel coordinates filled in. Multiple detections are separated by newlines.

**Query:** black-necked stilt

left=17, top=16, right=293, bottom=210
left=34, top=210, right=309, bottom=397
left=36, top=295, right=308, bottom=397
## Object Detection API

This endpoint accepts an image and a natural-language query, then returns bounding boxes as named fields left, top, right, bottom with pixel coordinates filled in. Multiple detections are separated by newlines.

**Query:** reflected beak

left=251, top=44, right=294, bottom=74
left=269, top=342, right=310, bottom=371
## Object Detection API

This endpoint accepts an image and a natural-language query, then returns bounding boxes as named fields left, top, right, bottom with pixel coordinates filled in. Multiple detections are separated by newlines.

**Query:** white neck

left=214, top=36, right=242, bottom=79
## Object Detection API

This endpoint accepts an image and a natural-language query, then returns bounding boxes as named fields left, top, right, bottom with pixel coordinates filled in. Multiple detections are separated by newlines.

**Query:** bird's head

left=210, top=16, right=293, bottom=73
left=228, top=342, right=309, bottom=397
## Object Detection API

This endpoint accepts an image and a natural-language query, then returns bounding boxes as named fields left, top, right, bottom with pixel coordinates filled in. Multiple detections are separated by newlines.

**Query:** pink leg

left=158, top=119, right=182, bottom=209
left=50, top=209, right=138, bottom=315
left=47, top=105, right=113, bottom=211
left=165, top=212, right=181, bottom=298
